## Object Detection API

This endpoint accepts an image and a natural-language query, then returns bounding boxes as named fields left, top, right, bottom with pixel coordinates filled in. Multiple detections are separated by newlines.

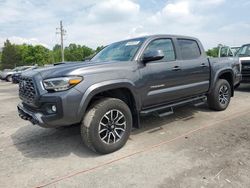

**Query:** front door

left=139, top=38, right=182, bottom=108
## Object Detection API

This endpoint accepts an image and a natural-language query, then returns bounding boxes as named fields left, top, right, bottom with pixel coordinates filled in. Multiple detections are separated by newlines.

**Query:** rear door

left=176, top=38, right=210, bottom=97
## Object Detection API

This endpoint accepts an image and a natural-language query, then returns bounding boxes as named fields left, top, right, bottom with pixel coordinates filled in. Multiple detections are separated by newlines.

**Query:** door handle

left=172, top=66, right=181, bottom=71
left=200, top=63, right=208, bottom=68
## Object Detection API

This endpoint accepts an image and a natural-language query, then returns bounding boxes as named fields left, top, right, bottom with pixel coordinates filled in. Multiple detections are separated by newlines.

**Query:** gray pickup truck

left=17, top=35, right=241, bottom=154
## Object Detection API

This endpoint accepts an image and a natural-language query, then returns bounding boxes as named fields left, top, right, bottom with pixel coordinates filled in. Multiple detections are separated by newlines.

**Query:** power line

left=56, top=20, right=66, bottom=62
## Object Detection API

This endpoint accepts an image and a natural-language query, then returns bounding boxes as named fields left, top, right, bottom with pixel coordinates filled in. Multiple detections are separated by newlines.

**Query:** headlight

left=43, top=76, right=83, bottom=92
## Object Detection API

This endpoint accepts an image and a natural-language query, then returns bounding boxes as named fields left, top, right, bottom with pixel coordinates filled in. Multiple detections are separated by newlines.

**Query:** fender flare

left=77, top=79, right=140, bottom=119
left=209, top=68, right=234, bottom=94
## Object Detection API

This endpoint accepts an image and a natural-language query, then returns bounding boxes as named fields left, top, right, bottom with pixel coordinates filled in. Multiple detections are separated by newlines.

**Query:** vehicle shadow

left=11, top=104, right=210, bottom=159
left=132, top=104, right=209, bottom=135
left=235, top=84, right=250, bottom=92
left=11, top=125, right=99, bottom=158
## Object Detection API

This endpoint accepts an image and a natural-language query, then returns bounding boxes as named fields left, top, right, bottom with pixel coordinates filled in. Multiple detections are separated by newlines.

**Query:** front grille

left=241, top=61, right=250, bottom=75
left=19, top=76, right=36, bottom=104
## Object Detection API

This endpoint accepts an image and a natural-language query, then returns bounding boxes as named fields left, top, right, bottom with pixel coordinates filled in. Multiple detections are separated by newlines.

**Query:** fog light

left=51, top=105, right=57, bottom=112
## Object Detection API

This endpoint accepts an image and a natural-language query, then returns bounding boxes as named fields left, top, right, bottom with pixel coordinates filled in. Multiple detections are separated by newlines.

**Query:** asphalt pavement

left=0, top=80, right=250, bottom=188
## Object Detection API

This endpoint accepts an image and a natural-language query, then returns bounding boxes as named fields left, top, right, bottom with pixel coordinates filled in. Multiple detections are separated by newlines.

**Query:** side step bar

left=158, top=107, right=174, bottom=117
left=140, top=95, right=207, bottom=116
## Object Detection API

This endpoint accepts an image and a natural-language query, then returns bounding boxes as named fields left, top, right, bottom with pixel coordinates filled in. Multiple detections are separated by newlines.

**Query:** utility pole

left=56, top=21, right=66, bottom=62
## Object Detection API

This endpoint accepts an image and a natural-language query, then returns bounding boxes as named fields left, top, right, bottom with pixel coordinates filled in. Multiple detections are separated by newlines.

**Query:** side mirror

left=142, top=50, right=164, bottom=63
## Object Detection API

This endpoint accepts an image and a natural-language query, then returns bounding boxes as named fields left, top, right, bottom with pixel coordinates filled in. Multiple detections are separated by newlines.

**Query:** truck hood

left=23, top=61, right=133, bottom=79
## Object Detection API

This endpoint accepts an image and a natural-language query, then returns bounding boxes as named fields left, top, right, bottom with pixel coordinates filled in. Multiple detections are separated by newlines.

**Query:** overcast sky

left=0, top=0, right=249, bottom=50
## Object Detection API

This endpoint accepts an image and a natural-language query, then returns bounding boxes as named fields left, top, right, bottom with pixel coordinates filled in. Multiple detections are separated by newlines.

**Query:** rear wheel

left=208, top=79, right=231, bottom=111
left=81, top=98, right=132, bottom=154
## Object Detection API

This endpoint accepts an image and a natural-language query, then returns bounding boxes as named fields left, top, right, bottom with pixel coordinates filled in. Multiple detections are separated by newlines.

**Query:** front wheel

left=208, top=79, right=231, bottom=111
left=81, top=98, right=132, bottom=154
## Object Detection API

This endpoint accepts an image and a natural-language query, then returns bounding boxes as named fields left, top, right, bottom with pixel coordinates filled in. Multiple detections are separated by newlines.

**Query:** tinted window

left=144, top=39, right=175, bottom=62
left=178, top=39, right=201, bottom=60
left=220, top=46, right=233, bottom=57
left=220, top=47, right=228, bottom=57
left=237, top=45, right=250, bottom=57
left=228, top=49, right=233, bottom=57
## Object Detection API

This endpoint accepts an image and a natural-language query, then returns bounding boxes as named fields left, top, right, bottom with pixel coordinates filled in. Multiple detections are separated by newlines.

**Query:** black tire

left=81, top=98, right=132, bottom=154
left=208, top=79, right=231, bottom=111
left=6, top=75, right=12, bottom=82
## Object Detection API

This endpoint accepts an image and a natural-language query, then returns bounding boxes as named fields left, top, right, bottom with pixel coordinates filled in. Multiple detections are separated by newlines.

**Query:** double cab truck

left=17, top=35, right=241, bottom=154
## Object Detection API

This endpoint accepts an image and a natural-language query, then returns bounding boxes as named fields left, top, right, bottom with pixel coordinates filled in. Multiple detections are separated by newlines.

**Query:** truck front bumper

left=18, top=103, right=44, bottom=126
left=17, top=89, right=84, bottom=128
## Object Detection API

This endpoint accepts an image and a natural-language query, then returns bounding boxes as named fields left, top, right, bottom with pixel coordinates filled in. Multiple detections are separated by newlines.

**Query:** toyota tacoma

left=17, top=35, right=241, bottom=154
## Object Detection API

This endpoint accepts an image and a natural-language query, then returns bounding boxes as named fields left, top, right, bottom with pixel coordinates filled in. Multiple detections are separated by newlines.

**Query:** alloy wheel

left=98, top=109, right=126, bottom=144
left=219, top=85, right=229, bottom=105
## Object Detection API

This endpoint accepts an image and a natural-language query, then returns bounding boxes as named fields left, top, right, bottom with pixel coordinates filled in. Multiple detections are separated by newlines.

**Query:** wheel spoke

left=113, top=111, right=121, bottom=121
left=101, top=132, right=109, bottom=141
left=111, top=132, right=116, bottom=143
left=99, top=128, right=108, bottom=134
left=115, top=127, right=125, bottom=132
left=115, top=115, right=124, bottom=124
left=114, top=130, right=121, bottom=139
left=116, top=122, right=126, bottom=126
left=107, top=132, right=111, bottom=144
left=110, top=110, right=114, bottom=121
left=103, top=114, right=110, bottom=122
left=100, top=122, right=108, bottom=127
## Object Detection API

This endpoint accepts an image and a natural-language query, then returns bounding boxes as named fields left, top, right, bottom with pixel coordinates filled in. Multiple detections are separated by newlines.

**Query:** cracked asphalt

left=0, top=80, right=250, bottom=188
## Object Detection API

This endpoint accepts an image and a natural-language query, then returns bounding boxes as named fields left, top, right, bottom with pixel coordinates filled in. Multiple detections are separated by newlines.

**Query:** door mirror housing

left=142, top=50, right=164, bottom=63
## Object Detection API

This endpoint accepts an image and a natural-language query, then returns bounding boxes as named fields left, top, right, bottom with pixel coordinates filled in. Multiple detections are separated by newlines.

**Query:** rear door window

left=177, top=39, right=201, bottom=60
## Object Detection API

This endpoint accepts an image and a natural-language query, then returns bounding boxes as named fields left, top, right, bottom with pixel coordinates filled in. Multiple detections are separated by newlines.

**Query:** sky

left=0, top=0, right=249, bottom=50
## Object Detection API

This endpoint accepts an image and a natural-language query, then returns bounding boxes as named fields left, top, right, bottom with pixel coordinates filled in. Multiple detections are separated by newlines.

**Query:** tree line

left=206, top=47, right=219, bottom=57
left=0, top=39, right=104, bottom=69
left=0, top=38, right=221, bottom=70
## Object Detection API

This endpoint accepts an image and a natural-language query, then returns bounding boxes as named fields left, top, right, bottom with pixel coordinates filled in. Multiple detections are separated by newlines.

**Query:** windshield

left=237, top=45, right=250, bottom=57
left=92, top=38, right=146, bottom=62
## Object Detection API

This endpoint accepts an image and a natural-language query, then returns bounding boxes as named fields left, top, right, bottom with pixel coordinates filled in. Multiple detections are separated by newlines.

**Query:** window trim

left=177, top=38, right=202, bottom=60
left=140, top=38, right=177, bottom=63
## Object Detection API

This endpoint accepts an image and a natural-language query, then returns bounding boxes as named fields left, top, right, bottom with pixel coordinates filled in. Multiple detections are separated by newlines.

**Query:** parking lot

left=0, top=80, right=250, bottom=188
